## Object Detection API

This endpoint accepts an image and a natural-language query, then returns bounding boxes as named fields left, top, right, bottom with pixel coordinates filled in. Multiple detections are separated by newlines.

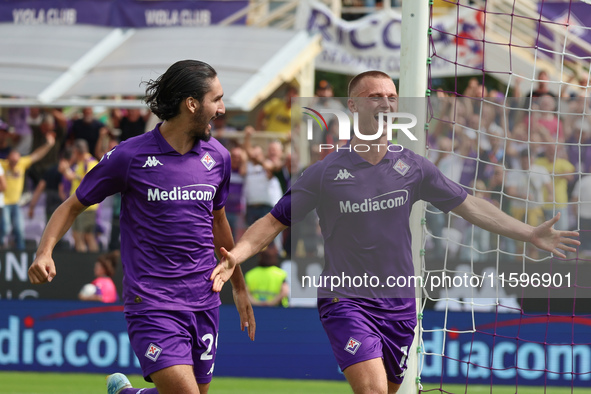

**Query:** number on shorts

left=200, top=333, right=218, bottom=360
left=399, top=345, right=409, bottom=369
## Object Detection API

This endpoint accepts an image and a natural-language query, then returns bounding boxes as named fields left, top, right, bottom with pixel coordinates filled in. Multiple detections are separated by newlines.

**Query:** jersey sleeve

left=418, top=155, right=467, bottom=213
left=270, top=161, right=323, bottom=226
left=213, top=149, right=231, bottom=211
left=76, top=146, right=129, bottom=207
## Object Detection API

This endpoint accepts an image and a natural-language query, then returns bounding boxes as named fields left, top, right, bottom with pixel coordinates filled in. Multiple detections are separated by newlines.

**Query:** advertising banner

left=295, top=0, right=484, bottom=78
left=0, top=250, right=118, bottom=301
left=0, top=0, right=248, bottom=27
left=1, top=301, right=587, bottom=386
left=421, top=310, right=591, bottom=386
left=538, top=2, right=591, bottom=60
left=0, top=301, right=341, bottom=379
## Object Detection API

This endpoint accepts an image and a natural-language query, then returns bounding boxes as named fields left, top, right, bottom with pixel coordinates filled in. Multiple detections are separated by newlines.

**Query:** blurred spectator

left=245, top=243, right=289, bottom=307
left=78, top=250, right=120, bottom=303
left=288, top=151, right=321, bottom=259
left=59, top=148, right=74, bottom=203
left=506, top=150, right=552, bottom=258
left=256, top=83, right=299, bottom=135
left=531, top=70, right=555, bottom=98
left=93, top=133, right=121, bottom=251
left=462, top=77, right=488, bottom=114
left=427, top=136, right=458, bottom=257
left=315, top=79, right=334, bottom=98
left=314, top=79, right=346, bottom=108
left=564, top=74, right=590, bottom=98
left=95, top=126, right=120, bottom=160
left=52, top=108, right=70, bottom=133
left=535, top=143, right=575, bottom=231
left=28, top=149, right=72, bottom=224
left=243, top=127, right=284, bottom=252
left=571, top=175, right=591, bottom=254
left=464, top=77, right=488, bottom=98
left=319, top=119, right=339, bottom=160
left=0, top=133, right=55, bottom=249
left=211, top=113, right=236, bottom=148
left=432, top=136, right=462, bottom=183
left=268, top=140, right=289, bottom=192
left=62, top=139, right=99, bottom=252
left=8, top=107, right=33, bottom=155
left=108, top=193, right=122, bottom=252
left=243, top=143, right=282, bottom=225
left=459, top=180, right=492, bottom=262
left=69, top=107, right=107, bottom=159
left=564, top=98, right=591, bottom=174
left=111, top=104, right=150, bottom=142
left=0, top=161, right=5, bottom=245
left=243, top=128, right=283, bottom=222
left=28, top=112, right=66, bottom=186
left=506, top=121, right=530, bottom=167
left=514, top=70, right=555, bottom=99
left=456, top=130, right=479, bottom=189
left=487, top=165, right=515, bottom=254
left=488, top=165, right=511, bottom=213
left=226, top=146, right=247, bottom=240
left=480, top=126, right=507, bottom=181
left=281, top=149, right=296, bottom=191
left=529, top=94, right=564, bottom=142
left=478, top=104, right=509, bottom=178
left=278, top=150, right=299, bottom=255
left=0, top=119, right=13, bottom=159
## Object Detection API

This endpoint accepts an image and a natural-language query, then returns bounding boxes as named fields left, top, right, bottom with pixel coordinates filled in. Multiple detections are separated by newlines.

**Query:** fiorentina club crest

left=201, top=152, right=216, bottom=171
left=145, top=343, right=162, bottom=362
left=344, top=337, right=362, bottom=355
left=394, top=159, right=410, bottom=176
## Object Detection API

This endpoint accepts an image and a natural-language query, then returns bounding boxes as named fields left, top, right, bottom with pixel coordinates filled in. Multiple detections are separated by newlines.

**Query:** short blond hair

left=348, top=70, right=393, bottom=97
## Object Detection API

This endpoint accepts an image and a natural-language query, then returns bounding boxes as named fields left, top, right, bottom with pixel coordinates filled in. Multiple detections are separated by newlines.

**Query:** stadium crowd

left=1, top=74, right=590, bottom=262
left=428, top=74, right=591, bottom=260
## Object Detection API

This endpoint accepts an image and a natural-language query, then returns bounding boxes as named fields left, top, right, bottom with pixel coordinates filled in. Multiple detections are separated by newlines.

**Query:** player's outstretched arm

left=452, top=194, right=579, bottom=258
left=28, top=194, right=88, bottom=284
left=211, top=213, right=288, bottom=292
left=212, top=208, right=256, bottom=341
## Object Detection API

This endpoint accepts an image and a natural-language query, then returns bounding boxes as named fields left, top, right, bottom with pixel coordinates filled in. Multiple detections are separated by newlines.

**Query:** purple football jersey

left=76, top=124, right=231, bottom=312
left=271, top=145, right=467, bottom=320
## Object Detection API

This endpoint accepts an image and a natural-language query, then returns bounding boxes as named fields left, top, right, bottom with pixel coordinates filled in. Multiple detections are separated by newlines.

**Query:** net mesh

left=419, top=0, right=591, bottom=391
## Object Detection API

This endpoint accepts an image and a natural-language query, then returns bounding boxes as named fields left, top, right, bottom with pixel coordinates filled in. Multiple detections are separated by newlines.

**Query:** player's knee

left=354, top=384, right=387, bottom=394
left=350, top=380, right=387, bottom=394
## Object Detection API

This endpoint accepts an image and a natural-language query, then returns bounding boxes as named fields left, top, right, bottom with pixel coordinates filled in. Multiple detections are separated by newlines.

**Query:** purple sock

left=120, top=388, right=159, bottom=393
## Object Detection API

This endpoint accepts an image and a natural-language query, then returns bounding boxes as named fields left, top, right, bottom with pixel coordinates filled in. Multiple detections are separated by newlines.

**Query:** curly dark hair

left=143, top=60, right=217, bottom=120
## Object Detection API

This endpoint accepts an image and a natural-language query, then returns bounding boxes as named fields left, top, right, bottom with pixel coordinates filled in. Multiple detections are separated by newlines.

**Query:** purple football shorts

left=319, top=301, right=416, bottom=384
left=125, top=308, right=219, bottom=383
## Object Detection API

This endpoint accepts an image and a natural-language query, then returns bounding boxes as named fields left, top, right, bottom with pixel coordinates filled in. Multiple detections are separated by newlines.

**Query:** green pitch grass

left=0, top=371, right=585, bottom=393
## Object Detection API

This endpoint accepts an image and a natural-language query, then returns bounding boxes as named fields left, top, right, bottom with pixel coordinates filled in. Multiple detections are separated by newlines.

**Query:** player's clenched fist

left=28, top=254, right=57, bottom=284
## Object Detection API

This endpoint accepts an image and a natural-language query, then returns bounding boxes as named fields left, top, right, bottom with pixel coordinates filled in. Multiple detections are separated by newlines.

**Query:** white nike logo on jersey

left=142, top=156, right=163, bottom=167
left=334, top=169, right=354, bottom=180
